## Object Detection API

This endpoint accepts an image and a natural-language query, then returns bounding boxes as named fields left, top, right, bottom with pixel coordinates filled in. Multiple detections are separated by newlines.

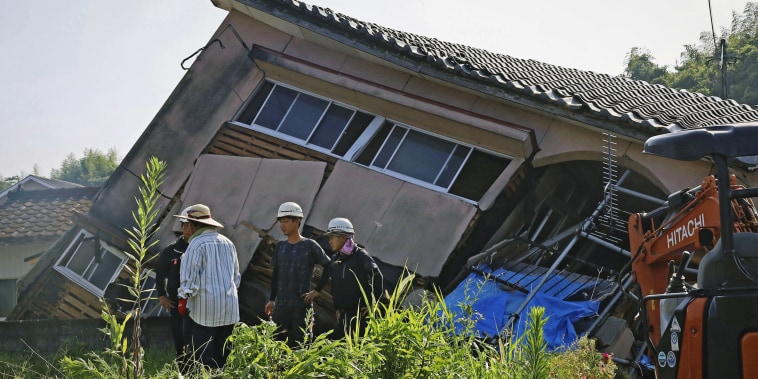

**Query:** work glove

left=178, top=298, right=188, bottom=316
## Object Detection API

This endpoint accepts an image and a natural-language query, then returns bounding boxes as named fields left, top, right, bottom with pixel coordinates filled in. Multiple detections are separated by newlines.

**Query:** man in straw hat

left=176, top=204, right=240, bottom=371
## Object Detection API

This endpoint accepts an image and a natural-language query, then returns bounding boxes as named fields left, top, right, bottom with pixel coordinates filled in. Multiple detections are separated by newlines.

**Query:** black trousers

left=272, top=305, right=311, bottom=347
left=185, top=317, right=235, bottom=369
left=168, top=307, right=187, bottom=357
left=333, top=308, right=367, bottom=339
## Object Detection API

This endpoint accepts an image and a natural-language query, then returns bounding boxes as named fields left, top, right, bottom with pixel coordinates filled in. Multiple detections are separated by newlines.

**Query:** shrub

left=548, top=336, right=617, bottom=379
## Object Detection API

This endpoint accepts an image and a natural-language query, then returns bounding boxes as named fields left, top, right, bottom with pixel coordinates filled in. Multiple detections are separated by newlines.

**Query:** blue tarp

left=443, top=264, right=600, bottom=350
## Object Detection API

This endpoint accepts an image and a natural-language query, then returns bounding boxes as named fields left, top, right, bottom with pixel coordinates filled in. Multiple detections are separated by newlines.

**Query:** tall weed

left=60, top=157, right=166, bottom=379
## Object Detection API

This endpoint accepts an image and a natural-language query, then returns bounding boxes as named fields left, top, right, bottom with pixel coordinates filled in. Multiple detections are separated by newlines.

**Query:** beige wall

left=0, top=241, right=52, bottom=279
left=215, top=10, right=535, bottom=160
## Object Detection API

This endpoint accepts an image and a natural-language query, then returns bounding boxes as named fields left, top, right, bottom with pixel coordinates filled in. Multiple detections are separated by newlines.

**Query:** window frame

left=360, top=122, right=475, bottom=193
left=234, top=80, right=371, bottom=158
left=138, top=270, right=167, bottom=317
left=54, top=229, right=127, bottom=297
left=232, top=79, right=513, bottom=203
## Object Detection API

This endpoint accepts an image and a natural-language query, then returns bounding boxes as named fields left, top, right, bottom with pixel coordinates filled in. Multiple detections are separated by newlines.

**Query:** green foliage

left=623, top=47, right=670, bottom=84
left=623, top=2, right=758, bottom=105
left=510, top=306, right=551, bottom=379
left=59, top=156, right=166, bottom=379
left=224, top=272, right=614, bottom=379
left=0, top=175, right=20, bottom=192
left=3, top=269, right=615, bottom=378
left=548, top=336, right=616, bottom=379
left=50, top=147, right=120, bottom=186
left=0, top=347, right=175, bottom=378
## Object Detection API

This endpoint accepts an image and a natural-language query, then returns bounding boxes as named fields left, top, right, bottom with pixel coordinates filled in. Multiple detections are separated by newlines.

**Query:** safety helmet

left=326, top=217, right=354, bottom=236
left=178, top=206, right=193, bottom=223
left=277, top=202, right=304, bottom=219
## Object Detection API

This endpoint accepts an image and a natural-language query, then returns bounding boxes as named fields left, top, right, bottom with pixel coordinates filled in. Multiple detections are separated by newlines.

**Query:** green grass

left=0, top=347, right=175, bottom=379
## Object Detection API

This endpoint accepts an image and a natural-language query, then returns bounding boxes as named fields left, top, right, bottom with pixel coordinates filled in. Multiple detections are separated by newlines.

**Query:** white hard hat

left=277, top=202, right=304, bottom=219
left=326, top=217, right=354, bottom=236
left=178, top=206, right=192, bottom=223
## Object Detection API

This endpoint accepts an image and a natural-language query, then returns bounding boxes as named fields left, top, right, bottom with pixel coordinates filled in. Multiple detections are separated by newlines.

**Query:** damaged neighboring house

left=9, top=0, right=758, bottom=362
left=0, top=176, right=97, bottom=318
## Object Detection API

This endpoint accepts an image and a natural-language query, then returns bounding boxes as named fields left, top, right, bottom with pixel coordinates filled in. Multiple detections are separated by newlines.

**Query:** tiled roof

left=225, top=0, right=758, bottom=137
left=0, top=187, right=99, bottom=242
left=28, top=176, right=84, bottom=189
left=0, top=175, right=82, bottom=200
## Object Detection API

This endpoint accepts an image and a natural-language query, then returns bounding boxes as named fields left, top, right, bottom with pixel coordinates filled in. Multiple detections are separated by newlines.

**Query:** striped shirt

left=178, top=228, right=241, bottom=327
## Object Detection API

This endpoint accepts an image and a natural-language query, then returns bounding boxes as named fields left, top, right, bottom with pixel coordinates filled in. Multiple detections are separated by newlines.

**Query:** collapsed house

left=0, top=176, right=96, bottom=319
left=8, top=0, right=758, bottom=372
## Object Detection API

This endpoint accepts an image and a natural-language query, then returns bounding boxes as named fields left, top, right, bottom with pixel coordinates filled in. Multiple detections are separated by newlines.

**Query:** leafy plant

left=548, top=336, right=616, bottom=379
left=59, top=156, right=166, bottom=379
left=506, top=306, right=550, bottom=379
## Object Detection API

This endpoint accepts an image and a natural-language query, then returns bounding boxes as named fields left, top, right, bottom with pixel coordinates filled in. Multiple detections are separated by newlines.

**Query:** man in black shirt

left=311, top=217, right=384, bottom=339
left=265, top=202, right=330, bottom=347
left=155, top=206, right=191, bottom=359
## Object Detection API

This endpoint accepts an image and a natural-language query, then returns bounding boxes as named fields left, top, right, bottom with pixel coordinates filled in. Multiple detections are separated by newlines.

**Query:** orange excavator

left=627, top=123, right=758, bottom=378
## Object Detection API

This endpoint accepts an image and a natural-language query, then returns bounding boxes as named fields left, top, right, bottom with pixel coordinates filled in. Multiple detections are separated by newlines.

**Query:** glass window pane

left=373, top=126, right=406, bottom=169
left=387, top=130, right=455, bottom=183
left=278, top=94, right=329, bottom=140
left=66, top=238, right=97, bottom=276
left=435, top=145, right=471, bottom=188
left=89, top=249, right=123, bottom=291
left=236, top=81, right=274, bottom=125
left=254, top=85, right=297, bottom=130
left=356, top=121, right=393, bottom=166
left=449, top=150, right=511, bottom=200
left=333, top=111, right=374, bottom=156
left=309, top=104, right=353, bottom=149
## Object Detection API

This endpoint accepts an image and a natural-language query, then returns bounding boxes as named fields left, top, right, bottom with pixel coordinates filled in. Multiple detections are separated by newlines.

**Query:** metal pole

left=502, top=191, right=611, bottom=334
left=500, top=171, right=631, bottom=335
left=586, top=274, right=634, bottom=335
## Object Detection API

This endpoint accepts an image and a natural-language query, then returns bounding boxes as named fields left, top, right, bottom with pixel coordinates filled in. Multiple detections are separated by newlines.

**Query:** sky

left=0, top=0, right=751, bottom=178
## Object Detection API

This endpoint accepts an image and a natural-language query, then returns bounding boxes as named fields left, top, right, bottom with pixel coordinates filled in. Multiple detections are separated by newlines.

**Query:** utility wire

left=708, top=0, right=718, bottom=50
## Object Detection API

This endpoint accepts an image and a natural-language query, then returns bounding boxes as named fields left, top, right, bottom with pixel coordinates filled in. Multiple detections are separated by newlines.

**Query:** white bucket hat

left=173, top=204, right=224, bottom=228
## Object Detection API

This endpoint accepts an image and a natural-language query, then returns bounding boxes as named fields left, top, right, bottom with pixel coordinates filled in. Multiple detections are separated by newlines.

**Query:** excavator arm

left=629, top=175, right=758, bottom=346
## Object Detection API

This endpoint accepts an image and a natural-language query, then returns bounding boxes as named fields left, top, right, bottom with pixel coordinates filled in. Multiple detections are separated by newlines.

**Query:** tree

left=50, top=148, right=120, bottom=186
left=0, top=175, right=20, bottom=192
left=623, top=2, right=758, bottom=105
left=623, top=47, right=670, bottom=84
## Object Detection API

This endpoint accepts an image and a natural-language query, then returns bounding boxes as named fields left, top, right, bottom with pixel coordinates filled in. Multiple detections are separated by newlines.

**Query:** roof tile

left=257, top=0, right=758, bottom=134
left=0, top=187, right=98, bottom=243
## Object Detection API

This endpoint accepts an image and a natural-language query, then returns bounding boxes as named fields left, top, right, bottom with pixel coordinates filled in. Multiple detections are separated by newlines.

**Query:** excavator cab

left=640, top=123, right=758, bottom=378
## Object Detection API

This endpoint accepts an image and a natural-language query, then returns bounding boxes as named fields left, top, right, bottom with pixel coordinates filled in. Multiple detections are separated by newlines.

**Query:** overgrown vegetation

left=0, top=347, right=176, bottom=378
left=223, top=274, right=615, bottom=379
left=57, top=156, right=166, bottom=378
left=1, top=287, right=615, bottom=379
